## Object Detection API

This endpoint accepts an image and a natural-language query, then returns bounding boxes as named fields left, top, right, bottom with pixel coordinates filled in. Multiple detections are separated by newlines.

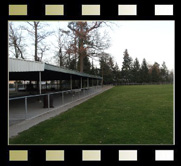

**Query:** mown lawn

left=9, top=84, right=173, bottom=145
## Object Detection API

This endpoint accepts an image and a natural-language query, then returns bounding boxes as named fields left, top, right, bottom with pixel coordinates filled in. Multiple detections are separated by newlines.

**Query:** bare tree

left=53, top=27, right=81, bottom=70
left=53, top=29, right=70, bottom=67
left=24, top=21, right=54, bottom=61
left=68, top=21, right=110, bottom=73
left=38, top=46, right=49, bottom=62
left=9, top=22, right=26, bottom=59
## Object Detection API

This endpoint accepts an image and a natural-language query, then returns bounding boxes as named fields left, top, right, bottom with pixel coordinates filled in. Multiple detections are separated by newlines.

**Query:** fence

left=9, top=86, right=102, bottom=126
left=9, top=83, right=72, bottom=92
left=115, top=82, right=173, bottom=86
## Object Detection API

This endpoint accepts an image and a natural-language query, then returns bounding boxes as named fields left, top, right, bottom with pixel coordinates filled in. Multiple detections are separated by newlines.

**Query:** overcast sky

left=9, top=21, right=174, bottom=71
left=107, top=21, right=174, bottom=71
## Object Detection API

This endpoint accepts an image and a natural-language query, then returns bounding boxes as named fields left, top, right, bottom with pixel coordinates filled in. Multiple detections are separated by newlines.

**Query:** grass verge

left=9, top=84, right=173, bottom=145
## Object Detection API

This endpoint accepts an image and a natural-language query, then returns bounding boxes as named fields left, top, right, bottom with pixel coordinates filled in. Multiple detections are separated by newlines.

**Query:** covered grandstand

left=9, top=58, right=102, bottom=95
left=9, top=58, right=103, bottom=125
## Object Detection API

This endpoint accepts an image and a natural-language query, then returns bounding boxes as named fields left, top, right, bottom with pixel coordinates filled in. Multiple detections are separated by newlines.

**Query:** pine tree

left=113, top=63, right=120, bottom=85
left=151, top=62, right=160, bottom=82
left=69, top=59, right=77, bottom=70
left=121, top=49, right=133, bottom=83
left=140, top=58, right=149, bottom=83
left=132, top=58, right=140, bottom=83
left=99, top=53, right=114, bottom=84
left=77, top=56, right=91, bottom=74
left=160, top=62, right=169, bottom=82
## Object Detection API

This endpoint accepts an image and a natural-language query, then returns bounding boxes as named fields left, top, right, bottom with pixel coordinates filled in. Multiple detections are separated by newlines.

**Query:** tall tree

left=24, top=21, right=53, bottom=61
left=112, top=62, right=120, bottom=85
left=140, top=58, right=149, bottom=83
left=121, top=49, right=133, bottom=83
left=83, top=56, right=91, bottom=74
left=69, top=59, right=77, bottom=70
left=99, top=53, right=114, bottom=84
left=107, top=56, right=115, bottom=71
left=160, top=61, right=169, bottom=82
left=9, top=22, right=26, bottom=59
left=150, top=62, right=160, bottom=82
left=53, top=29, right=70, bottom=67
left=168, top=70, right=174, bottom=83
left=132, top=58, right=141, bottom=83
left=68, top=21, right=110, bottom=72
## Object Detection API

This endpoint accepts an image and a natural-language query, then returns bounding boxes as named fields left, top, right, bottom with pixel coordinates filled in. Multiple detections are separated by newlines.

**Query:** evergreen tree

left=160, top=61, right=169, bottom=82
left=121, top=49, right=133, bottom=83
left=77, top=56, right=91, bottom=73
left=108, top=56, right=115, bottom=71
left=99, top=54, right=114, bottom=84
left=150, top=62, right=160, bottom=82
left=132, top=58, right=140, bottom=83
left=168, top=70, right=174, bottom=83
left=69, top=59, right=77, bottom=70
left=113, top=63, right=120, bottom=85
left=83, top=56, right=91, bottom=74
left=90, top=59, right=97, bottom=75
left=140, top=58, right=149, bottom=83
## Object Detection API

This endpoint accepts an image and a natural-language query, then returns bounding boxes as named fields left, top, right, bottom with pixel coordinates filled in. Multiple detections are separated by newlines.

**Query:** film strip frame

left=7, top=2, right=175, bottom=17
left=0, top=0, right=178, bottom=166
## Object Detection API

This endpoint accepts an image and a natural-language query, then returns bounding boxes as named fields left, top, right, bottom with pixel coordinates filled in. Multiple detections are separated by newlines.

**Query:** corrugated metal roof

left=9, top=58, right=44, bottom=72
left=45, top=63, right=102, bottom=79
left=9, top=58, right=102, bottom=79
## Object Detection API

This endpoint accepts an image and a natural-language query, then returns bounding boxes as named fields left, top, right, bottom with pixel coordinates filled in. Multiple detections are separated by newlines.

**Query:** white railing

left=9, top=86, right=102, bottom=124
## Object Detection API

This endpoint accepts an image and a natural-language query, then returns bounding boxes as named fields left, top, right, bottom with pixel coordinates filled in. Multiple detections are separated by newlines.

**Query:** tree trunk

left=74, top=36, right=77, bottom=70
left=34, top=22, right=38, bottom=61
left=17, top=45, right=24, bottom=59
left=79, top=55, right=84, bottom=73
left=59, top=47, right=63, bottom=67
left=68, top=53, right=70, bottom=66
left=78, top=34, right=84, bottom=73
left=14, top=45, right=18, bottom=58
left=102, top=63, right=104, bottom=85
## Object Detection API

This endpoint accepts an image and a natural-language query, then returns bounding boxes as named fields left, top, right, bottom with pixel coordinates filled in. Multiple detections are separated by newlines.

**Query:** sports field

left=9, top=84, right=173, bottom=145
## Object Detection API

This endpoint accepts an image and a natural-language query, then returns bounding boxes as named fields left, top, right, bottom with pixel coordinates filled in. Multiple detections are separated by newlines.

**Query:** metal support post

left=70, top=75, right=72, bottom=91
left=25, top=97, right=27, bottom=119
left=87, top=78, right=89, bottom=88
left=80, top=77, right=82, bottom=89
left=39, top=71, right=42, bottom=94
left=62, top=92, right=64, bottom=105
left=15, top=81, right=18, bottom=92
left=48, top=94, right=50, bottom=110
left=87, top=78, right=89, bottom=95
left=72, top=92, right=73, bottom=102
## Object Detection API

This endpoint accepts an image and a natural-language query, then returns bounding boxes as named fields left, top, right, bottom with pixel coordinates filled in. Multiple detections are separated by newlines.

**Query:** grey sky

left=9, top=21, right=174, bottom=71
left=107, top=21, right=174, bottom=71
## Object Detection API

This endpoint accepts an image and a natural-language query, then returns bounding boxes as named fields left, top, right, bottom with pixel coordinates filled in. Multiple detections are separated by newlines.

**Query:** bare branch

left=9, top=22, right=26, bottom=59
left=24, top=21, right=54, bottom=61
